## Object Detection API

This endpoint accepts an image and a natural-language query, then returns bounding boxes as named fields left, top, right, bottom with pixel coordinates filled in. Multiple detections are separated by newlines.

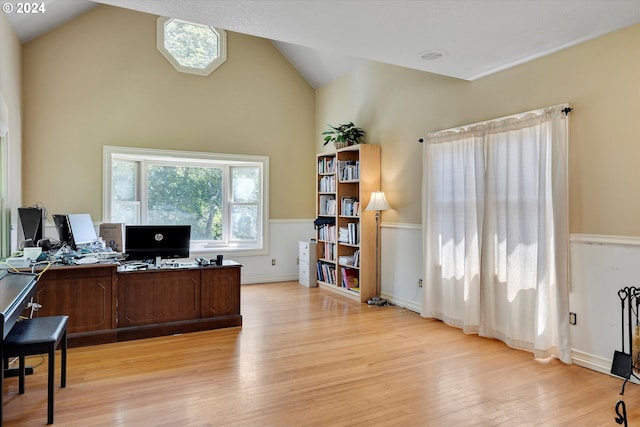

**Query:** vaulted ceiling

left=6, top=0, right=640, bottom=88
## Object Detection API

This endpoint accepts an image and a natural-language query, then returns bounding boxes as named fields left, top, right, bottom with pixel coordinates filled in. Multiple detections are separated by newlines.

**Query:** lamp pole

left=365, top=191, right=390, bottom=306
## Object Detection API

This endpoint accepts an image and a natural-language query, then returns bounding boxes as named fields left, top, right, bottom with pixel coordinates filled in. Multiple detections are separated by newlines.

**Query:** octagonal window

left=157, top=17, right=227, bottom=76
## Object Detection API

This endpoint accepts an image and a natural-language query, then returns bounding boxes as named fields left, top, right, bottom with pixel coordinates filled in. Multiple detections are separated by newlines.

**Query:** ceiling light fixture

left=419, top=49, right=448, bottom=61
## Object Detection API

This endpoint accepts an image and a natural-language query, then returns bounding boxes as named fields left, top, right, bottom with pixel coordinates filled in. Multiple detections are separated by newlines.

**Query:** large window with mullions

left=103, top=146, right=268, bottom=254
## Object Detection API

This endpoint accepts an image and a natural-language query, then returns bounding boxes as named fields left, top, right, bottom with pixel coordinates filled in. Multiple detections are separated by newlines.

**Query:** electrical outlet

left=418, top=279, right=423, bottom=288
left=569, top=312, right=577, bottom=325
left=271, top=259, right=276, bottom=266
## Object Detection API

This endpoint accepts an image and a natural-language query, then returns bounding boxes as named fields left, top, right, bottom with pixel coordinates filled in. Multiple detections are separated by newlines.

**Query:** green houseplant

left=322, top=122, right=366, bottom=148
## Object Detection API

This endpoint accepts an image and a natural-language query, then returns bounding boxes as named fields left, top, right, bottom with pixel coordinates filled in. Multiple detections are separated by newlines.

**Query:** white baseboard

left=384, top=293, right=421, bottom=313
left=571, top=349, right=640, bottom=385
left=242, top=274, right=299, bottom=285
left=571, top=349, right=612, bottom=373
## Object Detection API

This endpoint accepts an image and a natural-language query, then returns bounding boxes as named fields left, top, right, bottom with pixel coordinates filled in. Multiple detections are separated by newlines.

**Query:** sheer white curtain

left=422, top=129, right=485, bottom=333
left=422, top=105, right=571, bottom=363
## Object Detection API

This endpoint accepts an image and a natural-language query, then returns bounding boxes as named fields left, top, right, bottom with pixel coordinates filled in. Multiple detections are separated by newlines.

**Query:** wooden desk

left=0, top=271, right=38, bottom=425
left=32, top=262, right=242, bottom=347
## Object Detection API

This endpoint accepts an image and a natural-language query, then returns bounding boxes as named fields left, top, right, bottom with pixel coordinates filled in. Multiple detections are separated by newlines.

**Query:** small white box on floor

left=299, top=240, right=317, bottom=287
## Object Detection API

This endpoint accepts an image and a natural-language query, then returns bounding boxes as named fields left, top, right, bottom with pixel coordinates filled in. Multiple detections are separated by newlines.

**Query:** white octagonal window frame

left=157, top=17, right=227, bottom=76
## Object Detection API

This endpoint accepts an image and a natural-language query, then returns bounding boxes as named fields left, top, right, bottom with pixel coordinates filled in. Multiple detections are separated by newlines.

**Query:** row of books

left=318, top=175, right=336, bottom=192
left=338, top=160, right=359, bottom=181
left=321, top=242, right=337, bottom=261
left=341, top=267, right=359, bottom=290
left=338, top=249, right=360, bottom=267
left=340, top=197, right=360, bottom=216
left=317, top=224, right=336, bottom=242
left=318, top=157, right=336, bottom=174
left=317, top=261, right=337, bottom=285
left=338, top=223, right=360, bottom=245
left=319, top=195, right=336, bottom=215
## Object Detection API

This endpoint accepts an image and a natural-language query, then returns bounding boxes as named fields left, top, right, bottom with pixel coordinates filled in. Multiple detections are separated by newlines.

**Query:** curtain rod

left=418, top=104, right=573, bottom=143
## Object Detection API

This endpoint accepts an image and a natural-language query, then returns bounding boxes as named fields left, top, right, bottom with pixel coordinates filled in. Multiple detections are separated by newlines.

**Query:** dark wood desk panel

left=117, top=268, right=201, bottom=327
left=34, top=265, right=116, bottom=333
left=202, top=266, right=241, bottom=317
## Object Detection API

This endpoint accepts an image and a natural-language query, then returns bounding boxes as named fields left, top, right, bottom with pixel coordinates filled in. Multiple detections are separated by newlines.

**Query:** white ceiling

left=5, top=0, right=640, bottom=88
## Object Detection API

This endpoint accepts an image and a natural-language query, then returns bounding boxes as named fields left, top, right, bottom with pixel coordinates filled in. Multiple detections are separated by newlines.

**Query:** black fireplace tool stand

left=612, top=286, right=640, bottom=425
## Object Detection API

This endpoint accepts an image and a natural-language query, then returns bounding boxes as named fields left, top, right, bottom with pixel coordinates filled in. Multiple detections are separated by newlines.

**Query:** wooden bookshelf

left=315, top=144, right=380, bottom=302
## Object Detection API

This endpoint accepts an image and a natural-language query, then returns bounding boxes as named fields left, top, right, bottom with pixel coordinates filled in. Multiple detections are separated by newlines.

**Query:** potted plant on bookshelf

left=322, top=122, right=366, bottom=148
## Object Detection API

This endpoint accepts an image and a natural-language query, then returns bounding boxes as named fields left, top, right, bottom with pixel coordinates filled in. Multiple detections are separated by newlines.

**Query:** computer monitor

left=125, top=225, right=191, bottom=262
left=18, top=207, right=44, bottom=247
left=53, top=214, right=71, bottom=246
left=67, top=213, right=98, bottom=249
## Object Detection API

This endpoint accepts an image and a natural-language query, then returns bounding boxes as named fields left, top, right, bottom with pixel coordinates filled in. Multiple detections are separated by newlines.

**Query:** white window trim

left=103, top=145, right=269, bottom=256
left=156, top=16, right=227, bottom=76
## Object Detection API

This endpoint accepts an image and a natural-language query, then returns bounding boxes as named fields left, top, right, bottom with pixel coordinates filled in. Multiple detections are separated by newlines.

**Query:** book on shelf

left=338, top=249, right=359, bottom=267
left=338, top=227, right=349, bottom=243
left=341, top=268, right=359, bottom=289
left=319, top=175, right=336, bottom=192
left=318, top=157, right=335, bottom=174
left=317, top=224, right=336, bottom=242
left=338, top=254, right=354, bottom=265
left=338, top=223, right=360, bottom=245
left=317, top=261, right=337, bottom=284
left=348, top=222, right=359, bottom=245
left=340, top=197, right=360, bottom=216
left=338, top=160, right=360, bottom=181
left=323, top=242, right=337, bottom=261
left=319, top=195, right=336, bottom=215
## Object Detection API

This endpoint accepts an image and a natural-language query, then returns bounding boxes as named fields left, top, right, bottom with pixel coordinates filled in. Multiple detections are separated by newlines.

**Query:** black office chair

left=3, top=315, right=68, bottom=425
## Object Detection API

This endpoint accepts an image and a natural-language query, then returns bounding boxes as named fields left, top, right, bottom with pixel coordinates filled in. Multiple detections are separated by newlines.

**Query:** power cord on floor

left=6, top=354, right=45, bottom=370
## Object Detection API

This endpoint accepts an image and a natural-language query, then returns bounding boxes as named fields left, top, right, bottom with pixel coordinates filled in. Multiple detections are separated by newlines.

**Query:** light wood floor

left=2, top=281, right=635, bottom=426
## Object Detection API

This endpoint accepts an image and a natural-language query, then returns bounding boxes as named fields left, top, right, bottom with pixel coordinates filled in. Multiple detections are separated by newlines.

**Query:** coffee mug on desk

left=216, top=254, right=223, bottom=266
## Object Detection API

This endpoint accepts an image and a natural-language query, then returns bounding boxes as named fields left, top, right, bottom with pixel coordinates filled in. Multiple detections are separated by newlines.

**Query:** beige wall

left=0, top=12, right=24, bottom=239
left=316, top=24, right=640, bottom=236
left=22, top=5, right=316, bottom=221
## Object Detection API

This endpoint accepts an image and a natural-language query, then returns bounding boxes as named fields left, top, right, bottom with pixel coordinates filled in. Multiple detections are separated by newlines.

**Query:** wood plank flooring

left=2, top=281, right=635, bottom=426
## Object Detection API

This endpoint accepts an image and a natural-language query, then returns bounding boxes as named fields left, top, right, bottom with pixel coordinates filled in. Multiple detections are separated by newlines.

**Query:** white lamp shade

left=366, top=191, right=390, bottom=211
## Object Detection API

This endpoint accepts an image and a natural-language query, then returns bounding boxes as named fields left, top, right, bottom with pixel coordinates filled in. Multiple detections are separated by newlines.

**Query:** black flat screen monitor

left=125, top=225, right=191, bottom=261
left=52, top=214, right=71, bottom=245
left=18, top=207, right=44, bottom=246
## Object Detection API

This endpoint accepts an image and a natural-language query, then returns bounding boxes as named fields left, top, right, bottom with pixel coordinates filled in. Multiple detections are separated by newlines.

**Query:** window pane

left=231, top=205, right=257, bottom=241
left=112, top=160, right=137, bottom=201
left=147, top=164, right=223, bottom=241
left=164, top=19, right=218, bottom=69
left=112, top=201, right=140, bottom=225
left=232, top=167, right=259, bottom=203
